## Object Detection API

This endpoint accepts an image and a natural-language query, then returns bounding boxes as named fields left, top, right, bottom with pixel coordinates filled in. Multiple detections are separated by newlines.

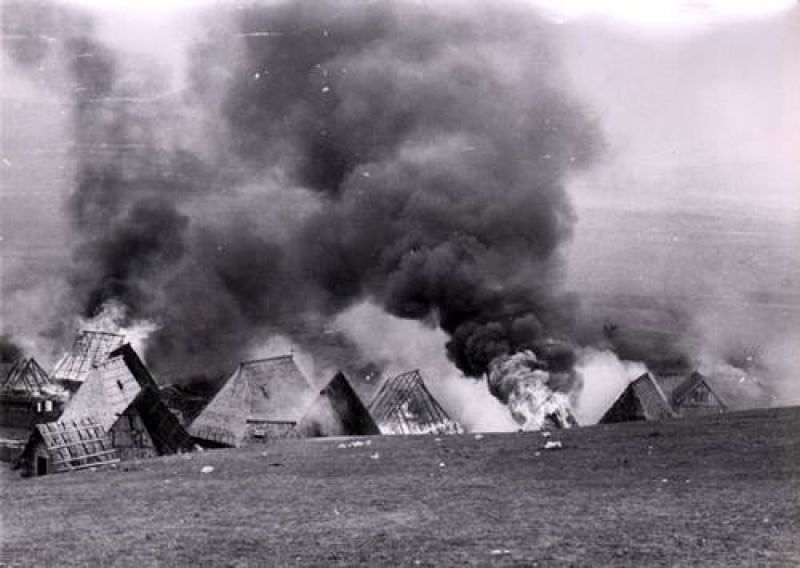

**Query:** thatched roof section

left=51, top=331, right=125, bottom=385
left=59, top=349, right=143, bottom=430
left=297, top=372, right=380, bottom=437
left=189, top=355, right=316, bottom=447
left=600, top=373, right=676, bottom=424
left=369, top=370, right=462, bottom=435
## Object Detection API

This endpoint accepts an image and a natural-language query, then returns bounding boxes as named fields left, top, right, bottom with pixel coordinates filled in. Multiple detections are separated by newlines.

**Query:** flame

left=78, top=300, right=158, bottom=356
left=488, top=350, right=577, bottom=431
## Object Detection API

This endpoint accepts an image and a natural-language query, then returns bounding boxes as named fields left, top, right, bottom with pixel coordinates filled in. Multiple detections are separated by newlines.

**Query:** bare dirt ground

left=1, top=407, right=798, bottom=567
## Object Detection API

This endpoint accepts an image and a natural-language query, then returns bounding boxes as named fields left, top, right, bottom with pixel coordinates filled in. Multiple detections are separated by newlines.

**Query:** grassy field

left=1, top=407, right=798, bottom=567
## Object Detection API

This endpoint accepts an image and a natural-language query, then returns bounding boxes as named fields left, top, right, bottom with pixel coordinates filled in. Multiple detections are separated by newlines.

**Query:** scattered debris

left=543, top=440, right=562, bottom=450
left=201, top=465, right=214, bottom=474
left=541, top=431, right=552, bottom=438
left=338, top=439, right=372, bottom=449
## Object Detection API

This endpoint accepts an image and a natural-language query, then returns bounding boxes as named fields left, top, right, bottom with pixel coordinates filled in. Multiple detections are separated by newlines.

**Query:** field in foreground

left=1, top=407, right=799, bottom=567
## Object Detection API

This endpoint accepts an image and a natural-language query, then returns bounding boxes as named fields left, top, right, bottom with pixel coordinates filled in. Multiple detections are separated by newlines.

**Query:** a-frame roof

left=239, top=356, right=317, bottom=421
left=297, top=372, right=380, bottom=437
left=668, top=368, right=774, bottom=412
left=671, top=372, right=717, bottom=407
left=369, top=370, right=462, bottom=435
left=188, top=355, right=316, bottom=447
left=51, top=330, right=125, bottom=384
left=600, top=373, right=676, bottom=424
left=1, top=358, right=63, bottom=397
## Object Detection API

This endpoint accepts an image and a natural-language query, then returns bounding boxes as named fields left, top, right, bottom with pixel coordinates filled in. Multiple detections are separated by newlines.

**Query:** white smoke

left=335, top=301, right=518, bottom=433
left=574, top=348, right=648, bottom=424
left=78, top=300, right=158, bottom=357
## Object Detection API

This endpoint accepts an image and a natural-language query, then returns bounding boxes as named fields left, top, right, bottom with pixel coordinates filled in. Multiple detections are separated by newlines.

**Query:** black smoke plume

left=0, top=335, right=24, bottom=364
left=2, top=1, right=601, bottom=387
left=214, top=1, right=601, bottom=377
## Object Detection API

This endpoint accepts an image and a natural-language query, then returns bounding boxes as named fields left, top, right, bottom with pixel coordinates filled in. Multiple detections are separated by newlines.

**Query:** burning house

left=297, top=372, right=380, bottom=438
left=188, top=355, right=317, bottom=447
left=17, top=344, right=193, bottom=476
left=51, top=330, right=125, bottom=393
left=488, top=350, right=580, bottom=430
left=368, top=370, right=462, bottom=435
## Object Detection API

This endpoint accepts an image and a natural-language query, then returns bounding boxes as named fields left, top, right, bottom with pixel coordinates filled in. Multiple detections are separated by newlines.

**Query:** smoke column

left=212, top=1, right=601, bottom=375
left=3, top=1, right=602, bottom=424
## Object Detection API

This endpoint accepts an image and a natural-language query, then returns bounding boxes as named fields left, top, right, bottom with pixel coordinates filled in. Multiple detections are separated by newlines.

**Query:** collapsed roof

left=51, top=330, right=125, bottom=386
left=369, top=370, right=462, bottom=435
left=58, top=344, right=193, bottom=455
left=20, top=417, right=118, bottom=474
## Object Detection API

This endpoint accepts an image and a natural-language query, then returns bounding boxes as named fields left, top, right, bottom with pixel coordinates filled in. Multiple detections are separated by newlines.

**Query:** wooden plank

left=69, top=458, right=120, bottom=471
left=51, top=449, right=117, bottom=465
left=46, top=437, right=111, bottom=452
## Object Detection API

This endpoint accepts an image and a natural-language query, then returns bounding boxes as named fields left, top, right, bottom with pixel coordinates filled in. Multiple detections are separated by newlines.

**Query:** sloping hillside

left=1, top=407, right=798, bottom=566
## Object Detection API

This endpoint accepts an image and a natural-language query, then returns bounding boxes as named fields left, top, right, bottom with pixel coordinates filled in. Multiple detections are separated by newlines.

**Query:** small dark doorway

left=36, top=456, right=47, bottom=476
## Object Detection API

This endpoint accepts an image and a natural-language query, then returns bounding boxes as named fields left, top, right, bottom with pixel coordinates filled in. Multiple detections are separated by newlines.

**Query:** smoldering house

left=601, top=368, right=774, bottom=424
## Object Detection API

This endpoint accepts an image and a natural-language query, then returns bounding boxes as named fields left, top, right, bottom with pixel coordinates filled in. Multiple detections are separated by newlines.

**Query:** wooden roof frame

left=369, top=369, right=461, bottom=434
